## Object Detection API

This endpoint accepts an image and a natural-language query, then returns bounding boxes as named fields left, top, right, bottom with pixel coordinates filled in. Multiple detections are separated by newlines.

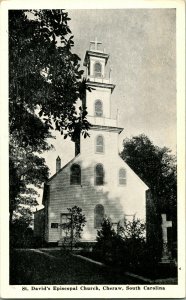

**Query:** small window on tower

left=95, top=164, right=104, bottom=185
left=95, top=100, right=103, bottom=117
left=96, top=135, right=104, bottom=153
left=119, top=168, right=127, bottom=185
left=70, top=164, right=81, bottom=185
left=94, top=62, right=102, bottom=78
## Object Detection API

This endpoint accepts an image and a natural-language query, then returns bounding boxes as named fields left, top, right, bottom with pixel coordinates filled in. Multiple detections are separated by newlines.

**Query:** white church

left=34, top=40, right=148, bottom=244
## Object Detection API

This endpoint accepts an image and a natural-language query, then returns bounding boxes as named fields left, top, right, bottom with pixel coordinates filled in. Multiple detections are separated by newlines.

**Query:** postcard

left=0, top=0, right=185, bottom=298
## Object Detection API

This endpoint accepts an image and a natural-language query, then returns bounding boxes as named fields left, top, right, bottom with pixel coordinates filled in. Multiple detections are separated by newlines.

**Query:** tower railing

left=86, top=75, right=111, bottom=84
left=87, top=115, right=118, bottom=127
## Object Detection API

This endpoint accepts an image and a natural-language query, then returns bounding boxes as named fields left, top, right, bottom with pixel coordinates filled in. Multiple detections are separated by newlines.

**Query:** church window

left=94, top=62, right=102, bottom=78
left=95, top=164, right=104, bottom=185
left=119, top=168, right=126, bottom=185
left=95, top=100, right=103, bottom=117
left=96, top=135, right=104, bottom=153
left=70, top=164, right=81, bottom=185
left=94, top=204, right=104, bottom=228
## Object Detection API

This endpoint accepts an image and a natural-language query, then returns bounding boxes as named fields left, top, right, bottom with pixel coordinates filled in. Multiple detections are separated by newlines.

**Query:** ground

left=10, top=249, right=144, bottom=285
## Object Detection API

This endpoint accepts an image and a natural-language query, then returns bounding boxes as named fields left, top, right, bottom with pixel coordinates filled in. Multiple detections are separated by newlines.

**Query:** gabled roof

left=47, top=154, right=80, bottom=183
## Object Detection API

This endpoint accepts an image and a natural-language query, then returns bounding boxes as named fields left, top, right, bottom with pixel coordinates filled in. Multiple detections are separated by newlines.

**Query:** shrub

left=117, top=218, right=146, bottom=240
left=93, top=217, right=147, bottom=269
left=10, top=218, right=34, bottom=248
left=93, top=218, right=125, bottom=265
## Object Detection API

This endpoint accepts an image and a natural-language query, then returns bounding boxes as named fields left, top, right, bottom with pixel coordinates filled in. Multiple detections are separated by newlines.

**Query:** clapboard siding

left=46, top=146, right=147, bottom=242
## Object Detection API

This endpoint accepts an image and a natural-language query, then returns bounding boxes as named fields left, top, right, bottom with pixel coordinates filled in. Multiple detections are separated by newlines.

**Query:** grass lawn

left=78, top=251, right=177, bottom=282
left=10, top=248, right=142, bottom=285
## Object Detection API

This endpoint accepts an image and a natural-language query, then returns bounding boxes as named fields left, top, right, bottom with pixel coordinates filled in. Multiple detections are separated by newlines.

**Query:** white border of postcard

left=0, top=0, right=185, bottom=298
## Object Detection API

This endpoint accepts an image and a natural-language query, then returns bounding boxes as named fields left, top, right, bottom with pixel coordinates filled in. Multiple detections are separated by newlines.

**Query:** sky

left=43, top=9, right=176, bottom=178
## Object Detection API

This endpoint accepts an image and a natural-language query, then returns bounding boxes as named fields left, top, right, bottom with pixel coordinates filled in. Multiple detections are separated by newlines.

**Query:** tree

left=9, top=10, right=90, bottom=225
left=96, top=217, right=117, bottom=244
left=61, top=206, right=86, bottom=244
left=95, top=218, right=123, bottom=264
left=120, top=134, right=177, bottom=257
left=9, top=10, right=90, bottom=140
left=9, top=140, right=50, bottom=225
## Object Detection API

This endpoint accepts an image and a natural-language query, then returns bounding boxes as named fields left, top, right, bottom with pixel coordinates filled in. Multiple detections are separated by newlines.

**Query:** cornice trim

left=83, top=50, right=109, bottom=66
left=90, top=124, right=123, bottom=133
left=86, top=81, right=115, bottom=93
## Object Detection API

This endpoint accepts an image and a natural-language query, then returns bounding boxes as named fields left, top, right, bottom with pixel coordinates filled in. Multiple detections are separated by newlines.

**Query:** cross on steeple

left=90, top=37, right=102, bottom=51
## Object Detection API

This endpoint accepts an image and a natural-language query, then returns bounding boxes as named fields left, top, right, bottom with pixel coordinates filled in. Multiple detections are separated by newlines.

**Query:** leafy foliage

left=120, top=134, right=177, bottom=257
left=94, top=217, right=146, bottom=267
left=61, top=206, right=86, bottom=244
left=120, top=134, right=177, bottom=213
left=10, top=216, right=34, bottom=248
left=9, top=10, right=90, bottom=225
left=9, top=9, right=90, bottom=141
left=9, top=138, right=50, bottom=224
left=96, top=217, right=117, bottom=243
left=117, top=217, right=146, bottom=240
left=95, top=218, right=124, bottom=265
left=91, top=218, right=177, bottom=278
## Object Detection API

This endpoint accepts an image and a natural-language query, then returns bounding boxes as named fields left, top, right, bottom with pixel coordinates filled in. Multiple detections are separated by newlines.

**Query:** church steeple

left=73, top=41, right=122, bottom=158
left=83, top=40, right=116, bottom=124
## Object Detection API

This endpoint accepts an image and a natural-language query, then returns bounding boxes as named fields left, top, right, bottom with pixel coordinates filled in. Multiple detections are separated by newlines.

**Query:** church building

left=34, top=40, right=148, bottom=244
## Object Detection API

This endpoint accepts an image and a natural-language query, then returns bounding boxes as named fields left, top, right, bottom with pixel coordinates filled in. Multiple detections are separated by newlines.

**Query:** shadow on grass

left=10, top=248, right=143, bottom=285
left=79, top=250, right=177, bottom=283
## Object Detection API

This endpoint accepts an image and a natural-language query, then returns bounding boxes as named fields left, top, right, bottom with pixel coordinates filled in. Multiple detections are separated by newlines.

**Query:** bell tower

left=84, top=38, right=107, bottom=78
left=75, top=40, right=123, bottom=157
left=83, top=39, right=116, bottom=126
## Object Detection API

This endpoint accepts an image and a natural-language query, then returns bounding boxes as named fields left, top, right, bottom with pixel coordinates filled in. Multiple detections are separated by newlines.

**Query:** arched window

left=94, top=204, right=104, bottom=228
left=94, top=62, right=102, bottom=78
left=96, top=135, right=104, bottom=153
left=119, top=168, right=126, bottom=185
left=95, top=164, right=104, bottom=185
left=95, top=100, right=103, bottom=117
left=70, top=164, right=81, bottom=185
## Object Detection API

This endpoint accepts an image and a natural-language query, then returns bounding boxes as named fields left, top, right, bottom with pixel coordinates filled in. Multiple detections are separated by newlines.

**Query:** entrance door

left=60, top=213, right=72, bottom=241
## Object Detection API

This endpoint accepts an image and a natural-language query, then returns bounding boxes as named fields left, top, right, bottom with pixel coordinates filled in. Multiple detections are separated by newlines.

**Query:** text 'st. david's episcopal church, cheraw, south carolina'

left=34, top=40, right=148, bottom=244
